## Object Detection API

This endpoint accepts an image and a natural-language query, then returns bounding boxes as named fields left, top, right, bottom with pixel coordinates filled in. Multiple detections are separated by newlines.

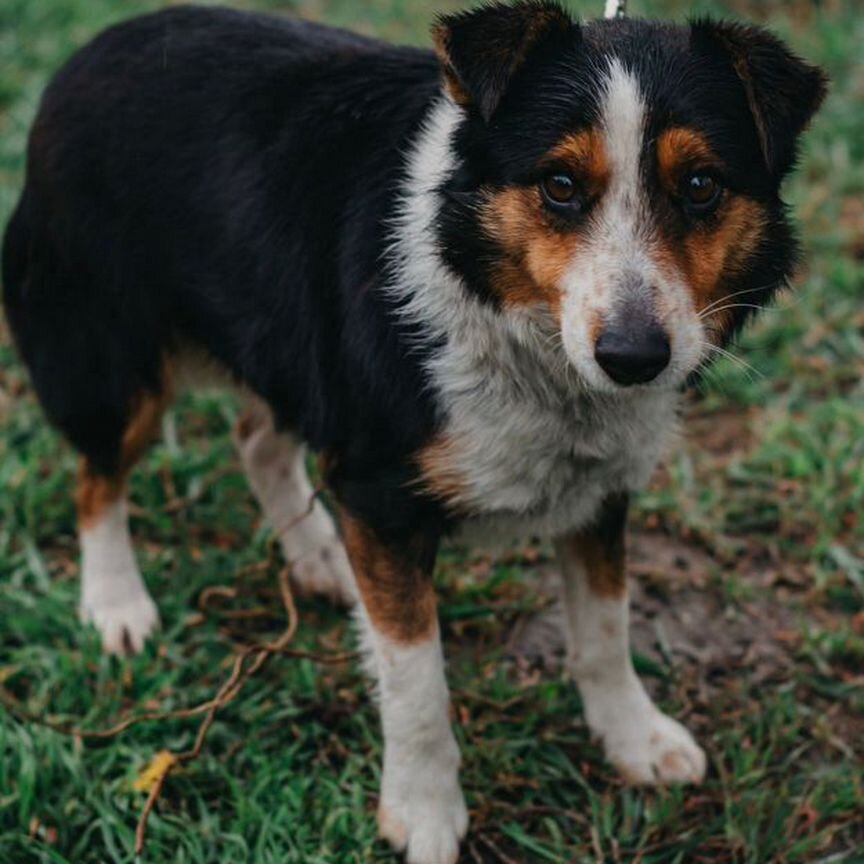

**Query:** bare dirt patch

left=506, top=530, right=798, bottom=694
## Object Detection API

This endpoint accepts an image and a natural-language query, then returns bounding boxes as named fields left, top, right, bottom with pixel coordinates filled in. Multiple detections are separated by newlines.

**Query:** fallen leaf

left=133, top=751, right=177, bottom=794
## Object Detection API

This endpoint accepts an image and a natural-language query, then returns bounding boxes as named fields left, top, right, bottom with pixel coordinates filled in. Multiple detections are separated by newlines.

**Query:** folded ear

left=691, top=19, right=828, bottom=179
left=432, top=1, right=573, bottom=122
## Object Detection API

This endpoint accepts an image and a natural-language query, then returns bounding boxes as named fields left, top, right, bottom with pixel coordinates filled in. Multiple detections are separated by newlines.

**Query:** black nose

left=594, top=323, right=671, bottom=386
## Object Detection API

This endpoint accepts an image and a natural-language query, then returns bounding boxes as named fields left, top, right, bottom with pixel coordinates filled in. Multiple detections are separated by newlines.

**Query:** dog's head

left=433, top=1, right=827, bottom=391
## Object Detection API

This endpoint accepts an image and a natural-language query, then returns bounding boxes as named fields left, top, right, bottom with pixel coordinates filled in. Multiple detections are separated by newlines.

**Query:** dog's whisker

left=697, top=283, right=780, bottom=317
left=701, top=343, right=764, bottom=379
left=698, top=302, right=770, bottom=319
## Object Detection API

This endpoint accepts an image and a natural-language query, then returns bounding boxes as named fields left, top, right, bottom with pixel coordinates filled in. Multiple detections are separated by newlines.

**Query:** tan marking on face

left=484, top=187, right=569, bottom=315
left=417, top=435, right=468, bottom=509
left=656, top=128, right=718, bottom=190
left=546, top=128, right=611, bottom=195
left=654, top=128, right=768, bottom=337
left=341, top=513, right=438, bottom=645
left=658, top=197, right=768, bottom=334
left=481, top=128, right=610, bottom=312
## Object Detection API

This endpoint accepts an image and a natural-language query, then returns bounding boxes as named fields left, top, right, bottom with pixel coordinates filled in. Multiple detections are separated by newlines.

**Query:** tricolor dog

left=1, top=3, right=826, bottom=862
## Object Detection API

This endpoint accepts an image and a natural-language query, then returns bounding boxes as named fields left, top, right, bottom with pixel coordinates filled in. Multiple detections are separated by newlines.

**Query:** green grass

left=1, top=0, right=863, bottom=862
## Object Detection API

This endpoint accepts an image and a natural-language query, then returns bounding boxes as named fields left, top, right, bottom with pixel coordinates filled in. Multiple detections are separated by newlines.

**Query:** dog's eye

left=541, top=172, right=580, bottom=209
left=682, top=174, right=722, bottom=213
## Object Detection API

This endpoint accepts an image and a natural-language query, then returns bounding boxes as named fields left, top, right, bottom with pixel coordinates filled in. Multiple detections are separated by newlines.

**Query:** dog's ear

left=691, top=19, right=828, bottom=179
left=432, top=1, right=573, bottom=122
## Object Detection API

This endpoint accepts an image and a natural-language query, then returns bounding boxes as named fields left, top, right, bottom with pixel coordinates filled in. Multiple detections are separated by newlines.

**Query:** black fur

left=2, top=6, right=445, bottom=534
left=432, top=0, right=572, bottom=121
left=690, top=19, right=828, bottom=180
left=585, top=491, right=629, bottom=561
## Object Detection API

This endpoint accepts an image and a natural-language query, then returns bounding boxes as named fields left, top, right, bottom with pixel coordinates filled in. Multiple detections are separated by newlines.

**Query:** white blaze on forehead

left=598, top=58, right=649, bottom=242
left=591, top=59, right=707, bottom=384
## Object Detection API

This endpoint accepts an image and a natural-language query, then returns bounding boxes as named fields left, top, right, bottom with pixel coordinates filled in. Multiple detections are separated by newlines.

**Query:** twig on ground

left=135, top=766, right=170, bottom=855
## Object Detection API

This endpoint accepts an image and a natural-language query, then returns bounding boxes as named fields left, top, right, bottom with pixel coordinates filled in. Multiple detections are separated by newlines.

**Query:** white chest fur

left=451, top=373, right=679, bottom=540
left=436, top=312, right=680, bottom=539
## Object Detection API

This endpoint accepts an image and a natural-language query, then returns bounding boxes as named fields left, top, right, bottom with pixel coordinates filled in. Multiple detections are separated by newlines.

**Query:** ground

left=0, top=0, right=862, bottom=862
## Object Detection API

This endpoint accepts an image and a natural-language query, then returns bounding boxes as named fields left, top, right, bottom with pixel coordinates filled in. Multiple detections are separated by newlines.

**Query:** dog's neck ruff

left=387, top=96, right=682, bottom=539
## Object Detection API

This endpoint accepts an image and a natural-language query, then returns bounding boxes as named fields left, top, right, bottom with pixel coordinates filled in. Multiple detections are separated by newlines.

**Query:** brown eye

left=683, top=173, right=722, bottom=213
left=541, top=172, right=580, bottom=208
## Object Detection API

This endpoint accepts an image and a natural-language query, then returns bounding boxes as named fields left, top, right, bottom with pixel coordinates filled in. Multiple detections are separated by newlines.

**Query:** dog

left=1, top=3, right=826, bottom=862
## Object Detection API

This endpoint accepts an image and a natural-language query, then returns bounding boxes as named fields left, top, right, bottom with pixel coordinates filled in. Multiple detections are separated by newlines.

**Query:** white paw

left=603, top=709, right=706, bottom=786
left=287, top=537, right=356, bottom=606
left=79, top=590, right=160, bottom=656
left=378, top=784, right=468, bottom=864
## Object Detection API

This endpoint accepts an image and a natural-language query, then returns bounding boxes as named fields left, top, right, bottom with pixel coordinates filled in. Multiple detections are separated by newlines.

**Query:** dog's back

left=2, top=5, right=440, bottom=477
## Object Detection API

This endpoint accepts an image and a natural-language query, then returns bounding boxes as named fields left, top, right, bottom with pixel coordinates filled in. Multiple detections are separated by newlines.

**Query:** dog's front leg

left=341, top=512, right=467, bottom=864
left=555, top=494, right=706, bottom=785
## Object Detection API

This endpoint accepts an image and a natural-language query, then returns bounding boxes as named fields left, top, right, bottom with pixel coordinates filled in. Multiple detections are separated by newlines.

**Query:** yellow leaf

left=133, top=751, right=177, bottom=793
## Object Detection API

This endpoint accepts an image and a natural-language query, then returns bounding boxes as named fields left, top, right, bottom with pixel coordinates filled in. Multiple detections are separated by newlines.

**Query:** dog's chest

left=429, top=324, right=680, bottom=539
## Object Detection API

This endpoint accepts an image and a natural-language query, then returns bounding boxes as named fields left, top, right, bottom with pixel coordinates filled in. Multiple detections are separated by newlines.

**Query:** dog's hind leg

left=76, top=391, right=165, bottom=655
left=234, top=399, right=355, bottom=605
left=4, top=192, right=169, bottom=655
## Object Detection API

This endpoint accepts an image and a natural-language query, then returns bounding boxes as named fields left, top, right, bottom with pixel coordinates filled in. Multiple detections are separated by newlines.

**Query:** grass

left=1, top=0, right=862, bottom=862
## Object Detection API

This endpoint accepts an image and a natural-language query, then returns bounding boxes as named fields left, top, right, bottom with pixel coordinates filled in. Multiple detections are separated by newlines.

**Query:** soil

left=506, top=530, right=798, bottom=695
